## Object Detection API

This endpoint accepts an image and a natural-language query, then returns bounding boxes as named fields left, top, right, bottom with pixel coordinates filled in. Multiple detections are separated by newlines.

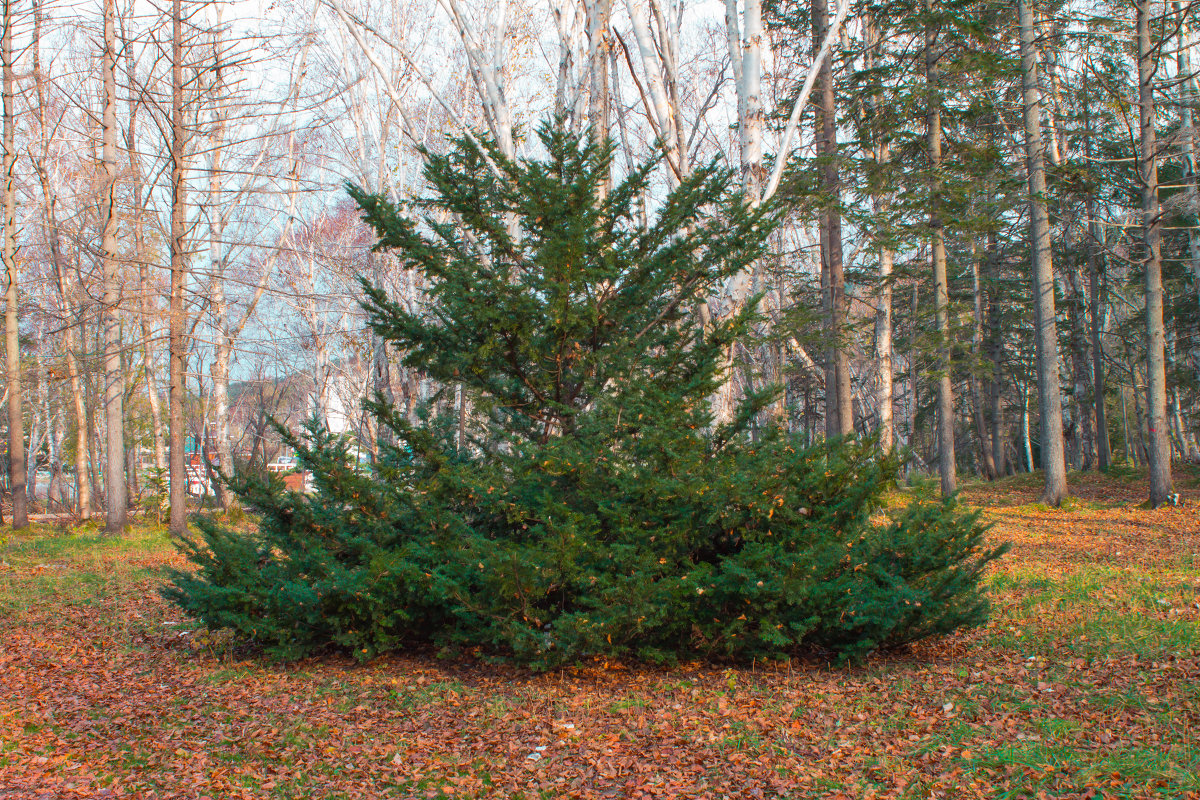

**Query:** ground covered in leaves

left=1, top=470, right=1198, bottom=799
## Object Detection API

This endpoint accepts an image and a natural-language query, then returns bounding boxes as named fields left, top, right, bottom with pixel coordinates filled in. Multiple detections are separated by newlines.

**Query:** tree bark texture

left=101, top=0, right=127, bottom=532
left=1137, top=0, right=1173, bottom=505
left=925, top=0, right=956, bottom=496
left=169, top=0, right=189, bottom=535
left=1081, top=76, right=1111, bottom=471
left=3, top=0, right=26, bottom=528
left=814, top=0, right=852, bottom=437
left=1018, top=0, right=1067, bottom=505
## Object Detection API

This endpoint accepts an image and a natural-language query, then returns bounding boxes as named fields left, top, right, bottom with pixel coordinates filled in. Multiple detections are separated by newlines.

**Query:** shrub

left=165, top=121, right=1004, bottom=669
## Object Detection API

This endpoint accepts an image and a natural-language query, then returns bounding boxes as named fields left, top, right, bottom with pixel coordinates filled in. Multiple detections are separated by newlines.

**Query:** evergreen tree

left=167, top=120, right=1004, bottom=669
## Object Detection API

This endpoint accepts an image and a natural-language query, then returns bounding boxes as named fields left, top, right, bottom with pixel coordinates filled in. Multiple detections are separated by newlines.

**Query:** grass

left=1, top=471, right=1199, bottom=799
left=0, top=523, right=172, bottom=602
left=388, top=679, right=468, bottom=711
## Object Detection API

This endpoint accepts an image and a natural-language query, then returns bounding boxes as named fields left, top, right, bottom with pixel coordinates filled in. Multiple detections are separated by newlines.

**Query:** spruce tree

left=167, top=120, right=1004, bottom=669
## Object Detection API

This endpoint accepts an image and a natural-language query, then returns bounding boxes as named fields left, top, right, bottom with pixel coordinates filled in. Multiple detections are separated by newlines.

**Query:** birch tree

left=122, top=17, right=167, bottom=477
left=101, top=0, right=127, bottom=531
left=169, top=0, right=191, bottom=534
left=201, top=1, right=312, bottom=509
left=31, top=0, right=90, bottom=518
left=3, top=0, right=26, bottom=528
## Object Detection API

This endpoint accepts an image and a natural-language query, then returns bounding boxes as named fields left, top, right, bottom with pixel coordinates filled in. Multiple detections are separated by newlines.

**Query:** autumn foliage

left=166, top=122, right=1003, bottom=668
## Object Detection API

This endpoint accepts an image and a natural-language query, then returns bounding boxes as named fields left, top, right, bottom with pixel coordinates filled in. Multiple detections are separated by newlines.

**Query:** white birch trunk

left=3, top=0, right=25, bottom=528
left=169, top=0, right=190, bottom=535
left=101, top=0, right=127, bottom=532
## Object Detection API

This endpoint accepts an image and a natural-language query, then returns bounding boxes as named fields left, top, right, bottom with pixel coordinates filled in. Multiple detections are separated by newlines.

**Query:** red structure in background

left=282, top=472, right=307, bottom=492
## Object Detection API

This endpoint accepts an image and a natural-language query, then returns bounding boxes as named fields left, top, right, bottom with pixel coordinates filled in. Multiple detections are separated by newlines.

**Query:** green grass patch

left=986, top=562, right=1200, bottom=659
left=962, top=740, right=1200, bottom=798
left=608, top=697, right=649, bottom=712
left=0, top=524, right=176, bottom=622
left=2, top=524, right=174, bottom=561
left=388, top=679, right=467, bottom=711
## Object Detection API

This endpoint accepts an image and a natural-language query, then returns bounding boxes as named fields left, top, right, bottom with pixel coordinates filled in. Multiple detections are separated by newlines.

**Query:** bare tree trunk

left=909, top=283, right=919, bottom=457
left=1138, top=0, right=1173, bottom=505
left=731, top=0, right=762, bottom=198
left=874, top=244, right=894, bottom=450
left=1166, top=326, right=1195, bottom=455
left=140, top=297, right=167, bottom=474
left=136, top=228, right=166, bottom=475
left=1018, top=0, right=1067, bottom=505
left=985, top=231, right=1007, bottom=475
left=33, top=0, right=89, bottom=519
left=1089, top=265, right=1109, bottom=469
left=1132, top=366, right=1150, bottom=466
left=1173, top=2, right=1200, bottom=308
left=820, top=228, right=836, bottom=436
left=715, top=0, right=766, bottom=424
left=123, top=346, right=139, bottom=501
left=211, top=331, right=233, bottom=507
left=814, top=0, right=852, bottom=437
left=207, top=6, right=234, bottom=511
left=2, top=0, right=25, bottom=529
left=1171, top=387, right=1190, bottom=459
left=101, top=0, right=127, bottom=533
left=455, top=383, right=467, bottom=453
left=1121, top=385, right=1136, bottom=466
left=41, top=192, right=88, bottom=519
left=47, top=401, right=64, bottom=511
left=865, top=12, right=894, bottom=451
left=1061, top=369, right=1077, bottom=471
left=586, top=0, right=613, bottom=145
left=28, top=343, right=44, bottom=506
left=1022, top=374, right=1034, bottom=473
left=117, top=29, right=168, bottom=478
left=205, top=7, right=303, bottom=502
left=1082, top=75, right=1111, bottom=471
left=1165, top=327, right=1192, bottom=458
left=925, top=0, right=955, bottom=495
left=970, top=242, right=996, bottom=479
left=1066, top=268, right=1095, bottom=470
left=87, top=387, right=101, bottom=510
left=169, top=0, right=189, bottom=535
left=370, top=251, right=395, bottom=452
left=625, top=0, right=685, bottom=182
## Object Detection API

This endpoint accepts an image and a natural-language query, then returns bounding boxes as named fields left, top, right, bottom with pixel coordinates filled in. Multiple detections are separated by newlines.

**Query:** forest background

left=1, top=0, right=1193, bottom=531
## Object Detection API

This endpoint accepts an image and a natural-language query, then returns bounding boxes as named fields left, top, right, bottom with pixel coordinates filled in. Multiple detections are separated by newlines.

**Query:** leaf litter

left=1, top=469, right=1199, bottom=798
